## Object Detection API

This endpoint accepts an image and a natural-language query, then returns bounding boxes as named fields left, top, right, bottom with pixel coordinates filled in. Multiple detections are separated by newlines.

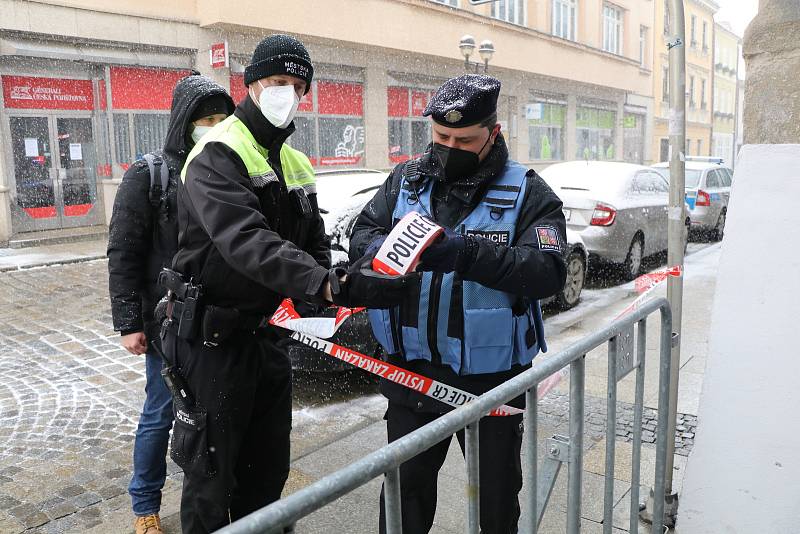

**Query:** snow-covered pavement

left=0, top=242, right=719, bottom=533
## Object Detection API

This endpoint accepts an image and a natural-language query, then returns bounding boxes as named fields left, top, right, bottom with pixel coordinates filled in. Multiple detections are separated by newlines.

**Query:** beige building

left=711, top=21, right=741, bottom=166
left=0, top=0, right=655, bottom=244
left=652, top=0, right=719, bottom=162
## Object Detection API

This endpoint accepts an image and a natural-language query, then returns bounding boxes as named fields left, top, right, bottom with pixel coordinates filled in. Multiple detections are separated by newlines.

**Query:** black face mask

left=433, top=131, right=493, bottom=181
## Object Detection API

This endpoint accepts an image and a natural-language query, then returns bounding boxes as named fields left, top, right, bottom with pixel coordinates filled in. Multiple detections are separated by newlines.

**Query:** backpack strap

left=143, top=153, right=170, bottom=208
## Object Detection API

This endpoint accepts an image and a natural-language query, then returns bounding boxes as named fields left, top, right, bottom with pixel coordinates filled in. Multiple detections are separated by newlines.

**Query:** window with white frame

left=662, top=65, right=669, bottom=102
left=663, top=0, right=670, bottom=35
left=603, top=4, right=623, bottom=55
left=639, top=26, right=648, bottom=67
left=690, top=15, right=697, bottom=46
left=431, top=0, right=458, bottom=6
left=552, top=0, right=577, bottom=41
left=492, top=0, right=526, bottom=26
left=689, top=75, right=695, bottom=107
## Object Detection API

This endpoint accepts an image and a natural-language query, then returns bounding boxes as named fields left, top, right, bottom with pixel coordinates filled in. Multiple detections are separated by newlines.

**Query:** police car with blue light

left=652, top=157, right=732, bottom=241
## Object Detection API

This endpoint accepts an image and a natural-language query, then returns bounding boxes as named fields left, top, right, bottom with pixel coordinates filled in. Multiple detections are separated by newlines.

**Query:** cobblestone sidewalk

left=0, top=261, right=181, bottom=533
left=0, top=259, right=700, bottom=533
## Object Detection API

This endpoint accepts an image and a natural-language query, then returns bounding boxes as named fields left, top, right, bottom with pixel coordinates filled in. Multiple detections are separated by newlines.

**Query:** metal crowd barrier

left=217, top=297, right=673, bottom=534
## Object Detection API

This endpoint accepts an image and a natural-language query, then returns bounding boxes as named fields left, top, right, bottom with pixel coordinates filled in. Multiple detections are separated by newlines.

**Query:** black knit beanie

left=190, top=94, right=233, bottom=122
left=244, top=34, right=314, bottom=92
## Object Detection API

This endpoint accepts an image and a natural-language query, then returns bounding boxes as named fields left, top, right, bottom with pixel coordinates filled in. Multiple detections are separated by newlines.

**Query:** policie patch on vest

left=467, top=230, right=510, bottom=245
left=536, top=226, right=561, bottom=252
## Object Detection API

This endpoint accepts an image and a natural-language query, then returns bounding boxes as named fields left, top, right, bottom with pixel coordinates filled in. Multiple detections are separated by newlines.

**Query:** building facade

left=652, top=0, right=719, bottom=163
left=712, top=21, right=741, bottom=166
left=0, top=0, right=655, bottom=243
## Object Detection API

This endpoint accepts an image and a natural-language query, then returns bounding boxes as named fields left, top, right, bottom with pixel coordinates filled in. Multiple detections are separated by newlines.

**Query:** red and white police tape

left=616, top=265, right=683, bottom=319
left=270, top=299, right=523, bottom=417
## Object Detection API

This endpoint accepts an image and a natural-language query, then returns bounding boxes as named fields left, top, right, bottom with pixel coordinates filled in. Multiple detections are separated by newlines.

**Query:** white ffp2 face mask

left=190, top=125, right=213, bottom=144
left=251, top=83, right=300, bottom=129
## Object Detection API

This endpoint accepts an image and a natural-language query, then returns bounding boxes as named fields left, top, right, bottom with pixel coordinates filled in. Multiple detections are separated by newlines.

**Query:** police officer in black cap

left=350, top=74, right=567, bottom=533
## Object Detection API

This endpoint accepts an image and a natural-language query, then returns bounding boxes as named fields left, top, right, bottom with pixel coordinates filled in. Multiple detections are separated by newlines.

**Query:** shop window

left=387, top=87, right=433, bottom=163
left=623, top=113, right=645, bottom=164
left=113, top=114, right=131, bottom=168
left=319, top=117, right=365, bottom=166
left=288, top=116, right=318, bottom=163
left=526, top=100, right=565, bottom=161
left=133, top=114, right=170, bottom=160
left=576, top=105, right=616, bottom=161
left=286, top=80, right=365, bottom=167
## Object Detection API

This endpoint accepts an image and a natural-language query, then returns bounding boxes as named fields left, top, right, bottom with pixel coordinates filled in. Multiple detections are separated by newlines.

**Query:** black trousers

left=379, top=402, right=524, bottom=534
left=164, top=329, right=292, bottom=534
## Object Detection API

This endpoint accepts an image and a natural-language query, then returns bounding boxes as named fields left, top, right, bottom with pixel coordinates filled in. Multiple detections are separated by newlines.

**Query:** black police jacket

left=107, top=75, right=234, bottom=337
left=349, top=135, right=567, bottom=412
left=170, top=96, right=331, bottom=316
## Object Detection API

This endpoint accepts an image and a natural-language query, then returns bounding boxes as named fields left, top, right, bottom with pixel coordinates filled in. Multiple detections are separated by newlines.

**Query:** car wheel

left=623, top=234, right=644, bottom=281
left=556, top=250, right=586, bottom=309
left=713, top=210, right=726, bottom=241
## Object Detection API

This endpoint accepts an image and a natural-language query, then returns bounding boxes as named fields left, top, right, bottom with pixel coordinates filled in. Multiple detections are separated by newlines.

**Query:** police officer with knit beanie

left=166, top=34, right=411, bottom=533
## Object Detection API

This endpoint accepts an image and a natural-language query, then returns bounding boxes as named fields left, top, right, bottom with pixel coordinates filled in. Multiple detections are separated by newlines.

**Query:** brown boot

left=134, top=514, right=164, bottom=534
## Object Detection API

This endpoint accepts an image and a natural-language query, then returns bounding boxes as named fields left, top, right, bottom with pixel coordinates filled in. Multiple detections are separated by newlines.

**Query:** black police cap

left=423, top=74, right=501, bottom=128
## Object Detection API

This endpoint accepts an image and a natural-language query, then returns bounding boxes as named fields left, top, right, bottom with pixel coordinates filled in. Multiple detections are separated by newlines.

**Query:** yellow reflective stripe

left=181, top=115, right=316, bottom=192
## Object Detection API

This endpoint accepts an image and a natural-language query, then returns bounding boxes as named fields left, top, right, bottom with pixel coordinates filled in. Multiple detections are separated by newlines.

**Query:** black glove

left=418, top=228, right=478, bottom=274
left=329, top=254, right=416, bottom=309
left=365, top=235, right=387, bottom=256
left=293, top=300, right=327, bottom=317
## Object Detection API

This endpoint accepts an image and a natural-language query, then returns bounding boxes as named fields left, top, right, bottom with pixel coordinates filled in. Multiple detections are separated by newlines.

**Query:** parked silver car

left=651, top=158, right=732, bottom=240
left=540, top=161, right=675, bottom=280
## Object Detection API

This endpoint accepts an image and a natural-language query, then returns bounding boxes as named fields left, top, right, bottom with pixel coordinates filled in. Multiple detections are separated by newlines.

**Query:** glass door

left=55, top=117, right=101, bottom=228
left=9, top=116, right=61, bottom=231
left=7, top=114, right=102, bottom=232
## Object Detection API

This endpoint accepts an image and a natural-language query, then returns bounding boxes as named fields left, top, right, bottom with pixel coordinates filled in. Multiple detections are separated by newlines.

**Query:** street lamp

left=459, top=35, right=494, bottom=73
left=478, top=40, right=495, bottom=71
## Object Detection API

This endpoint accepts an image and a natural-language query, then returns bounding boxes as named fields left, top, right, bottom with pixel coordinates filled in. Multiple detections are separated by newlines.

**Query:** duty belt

left=166, top=299, right=270, bottom=347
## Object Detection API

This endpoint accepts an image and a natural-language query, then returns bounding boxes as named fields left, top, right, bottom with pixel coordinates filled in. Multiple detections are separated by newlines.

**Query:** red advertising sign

left=110, top=67, right=191, bottom=110
left=210, top=42, right=228, bottom=69
left=298, top=87, right=313, bottom=112
left=229, top=74, right=247, bottom=104
left=320, top=156, right=362, bottom=166
left=388, top=87, right=409, bottom=117
left=2, top=76, right=94, bottom=110
left=317, top=81, right=363, bottom=116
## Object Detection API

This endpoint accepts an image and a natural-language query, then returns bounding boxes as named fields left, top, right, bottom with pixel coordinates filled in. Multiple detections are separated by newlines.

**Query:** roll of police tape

left=372, top=211, right=444, bottom=276
left=269, top=299, right=521, bottom=417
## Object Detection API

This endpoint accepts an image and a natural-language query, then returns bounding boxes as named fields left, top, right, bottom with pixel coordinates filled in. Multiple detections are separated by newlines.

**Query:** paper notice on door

left=24, top=138, right=39, bottom=157
left=69, top=143, right=82, bottom=161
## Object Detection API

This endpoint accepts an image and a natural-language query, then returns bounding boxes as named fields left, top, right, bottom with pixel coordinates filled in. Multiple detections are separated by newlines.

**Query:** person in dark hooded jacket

left=107, top=73, right=234, bottom=534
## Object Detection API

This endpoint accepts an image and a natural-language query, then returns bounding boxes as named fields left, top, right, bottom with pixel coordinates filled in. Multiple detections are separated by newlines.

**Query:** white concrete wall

left=679, top=144, right=800, bottom=533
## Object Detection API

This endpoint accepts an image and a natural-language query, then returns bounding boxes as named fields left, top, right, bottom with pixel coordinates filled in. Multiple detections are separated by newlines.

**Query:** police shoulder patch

left=535, top=226, right=561, bottom=252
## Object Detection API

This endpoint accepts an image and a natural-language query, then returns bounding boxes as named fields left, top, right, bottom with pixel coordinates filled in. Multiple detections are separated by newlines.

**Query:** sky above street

left=715, top=0, right=759, bottom=36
